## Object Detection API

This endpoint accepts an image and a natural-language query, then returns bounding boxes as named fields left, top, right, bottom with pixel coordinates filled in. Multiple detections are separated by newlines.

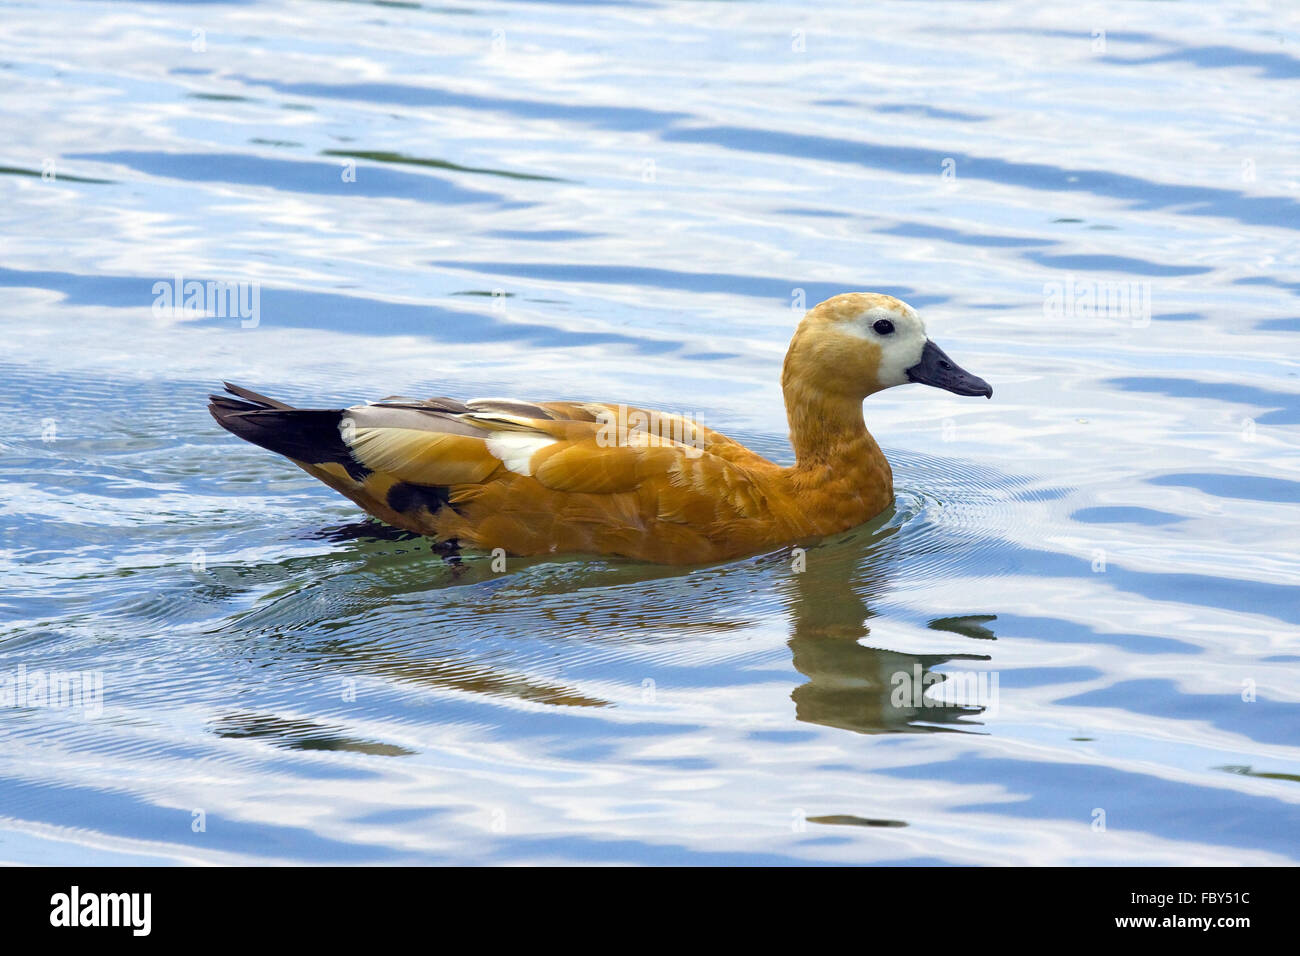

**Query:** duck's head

left=784, top=292, right=992, bottom=401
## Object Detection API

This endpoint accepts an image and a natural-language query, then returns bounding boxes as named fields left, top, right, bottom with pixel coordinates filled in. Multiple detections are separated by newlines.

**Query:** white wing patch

left=485, top=432, right=557, bottom=476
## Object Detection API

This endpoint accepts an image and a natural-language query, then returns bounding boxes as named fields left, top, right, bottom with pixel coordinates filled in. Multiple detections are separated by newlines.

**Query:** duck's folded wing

left=342, top=404, right=504, bottom=486
left=342, top=399, right=767, bottom=518
left=512, top=400, right=744, bottom=456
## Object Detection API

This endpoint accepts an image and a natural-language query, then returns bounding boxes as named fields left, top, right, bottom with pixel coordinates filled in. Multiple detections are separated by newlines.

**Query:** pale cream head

left=784, top=293, right=991, bottom=401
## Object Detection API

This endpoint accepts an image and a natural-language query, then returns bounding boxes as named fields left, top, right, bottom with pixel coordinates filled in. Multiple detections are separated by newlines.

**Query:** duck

left=209, top=292, right=991, bottom=564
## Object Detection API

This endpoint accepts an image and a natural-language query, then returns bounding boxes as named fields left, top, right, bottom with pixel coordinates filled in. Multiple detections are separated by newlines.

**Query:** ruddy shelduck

left=210, top=293, right=991, bottom=564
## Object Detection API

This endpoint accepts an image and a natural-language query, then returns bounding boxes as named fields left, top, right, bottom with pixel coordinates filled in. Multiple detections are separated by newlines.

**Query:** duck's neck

left=780, top=377, right=894, bottom=527
left=782, top=378, right=881, bottom=470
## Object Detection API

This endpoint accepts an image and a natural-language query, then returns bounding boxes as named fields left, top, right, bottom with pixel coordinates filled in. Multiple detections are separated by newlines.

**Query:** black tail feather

left=208, top=383, right=369, bottom=480
left=220, top=381, right=293, bottom=410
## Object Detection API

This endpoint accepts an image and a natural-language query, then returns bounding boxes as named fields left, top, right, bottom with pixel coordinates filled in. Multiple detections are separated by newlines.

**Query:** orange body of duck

left=210, top=293, right=991, bottom=564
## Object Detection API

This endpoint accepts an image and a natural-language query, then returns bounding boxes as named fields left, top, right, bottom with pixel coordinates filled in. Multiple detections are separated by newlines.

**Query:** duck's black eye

left=873, top=319, right=895, bottom=335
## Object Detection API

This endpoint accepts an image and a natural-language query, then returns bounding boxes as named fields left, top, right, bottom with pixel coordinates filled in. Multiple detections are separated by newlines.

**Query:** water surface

left=2, top=0, right=1299, bottom=864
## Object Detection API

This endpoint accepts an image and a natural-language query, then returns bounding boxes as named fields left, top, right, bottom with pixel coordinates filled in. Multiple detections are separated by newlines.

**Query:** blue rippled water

left=1, top=0, right=1297, bottom=864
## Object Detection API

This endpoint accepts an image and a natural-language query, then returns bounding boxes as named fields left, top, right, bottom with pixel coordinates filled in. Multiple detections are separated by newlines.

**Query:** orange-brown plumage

left=209, top=293, right=990, bottom=564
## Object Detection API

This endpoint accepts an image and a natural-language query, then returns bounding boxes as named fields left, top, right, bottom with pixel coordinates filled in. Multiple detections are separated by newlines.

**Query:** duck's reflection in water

left=782, top=526, right=992, bottom=735
left=219, top=518, right=995, bottom=742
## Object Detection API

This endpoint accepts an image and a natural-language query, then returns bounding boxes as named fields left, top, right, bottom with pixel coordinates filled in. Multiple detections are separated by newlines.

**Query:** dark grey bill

left=905, top=340, right=993, bottom=398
